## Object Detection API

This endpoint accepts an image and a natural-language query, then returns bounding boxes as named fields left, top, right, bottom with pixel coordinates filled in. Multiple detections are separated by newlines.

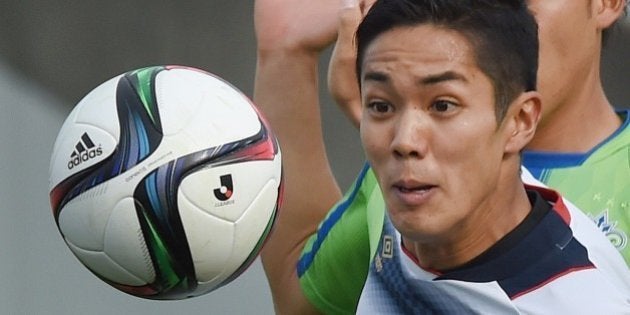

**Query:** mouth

left=393, top=179, right=436, bottom=191
left=395, top=184, right=435, bottom=193
left=391, top=180, right=437, bottom=205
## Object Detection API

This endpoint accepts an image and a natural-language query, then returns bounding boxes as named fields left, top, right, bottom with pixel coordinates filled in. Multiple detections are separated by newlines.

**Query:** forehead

left=361, top=24, right=483, bottom=85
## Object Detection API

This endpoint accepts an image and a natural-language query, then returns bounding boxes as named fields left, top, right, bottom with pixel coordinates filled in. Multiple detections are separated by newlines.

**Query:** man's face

left=360, top=25, right=514, bottom=243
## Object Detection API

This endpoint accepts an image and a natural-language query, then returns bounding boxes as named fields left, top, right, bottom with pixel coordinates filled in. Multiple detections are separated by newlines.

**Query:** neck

left=402, top=170, right=531, bottom=271
left=527, top=62, right=621, bottom=152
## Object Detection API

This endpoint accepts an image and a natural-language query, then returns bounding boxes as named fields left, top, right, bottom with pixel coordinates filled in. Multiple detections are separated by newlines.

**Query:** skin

left=525, top=0, right=624, bottom=151
left=254, top=0, right=350, bottom=313
left=360, top=25, right=540, bottom=270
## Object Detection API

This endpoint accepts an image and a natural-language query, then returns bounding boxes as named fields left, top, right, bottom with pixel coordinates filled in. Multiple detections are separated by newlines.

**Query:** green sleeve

left=297, top=164, right=382, bottom=314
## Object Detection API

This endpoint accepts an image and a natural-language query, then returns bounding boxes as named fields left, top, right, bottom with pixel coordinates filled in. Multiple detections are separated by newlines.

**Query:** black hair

left=356, top=0, right=539, bottom=121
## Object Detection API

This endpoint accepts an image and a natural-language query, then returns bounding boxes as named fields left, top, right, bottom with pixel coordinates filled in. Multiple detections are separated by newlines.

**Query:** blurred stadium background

left=0, top=2, right=627, bottom=314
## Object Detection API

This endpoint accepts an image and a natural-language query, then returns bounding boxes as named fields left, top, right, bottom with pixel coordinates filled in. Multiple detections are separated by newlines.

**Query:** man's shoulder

left=522, top=171, right=630, bottom=291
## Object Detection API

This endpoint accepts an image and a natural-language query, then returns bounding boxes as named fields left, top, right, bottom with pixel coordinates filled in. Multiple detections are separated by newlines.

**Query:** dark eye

left=431, top=100, right=457, bottom=113
left=367, top=101, right=393, bottom=114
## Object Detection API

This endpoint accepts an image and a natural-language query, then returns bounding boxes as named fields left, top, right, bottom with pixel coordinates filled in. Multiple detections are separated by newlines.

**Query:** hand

left=254, top=0, right=341, bottom=54
left=327, top=0, right=375, bottom=128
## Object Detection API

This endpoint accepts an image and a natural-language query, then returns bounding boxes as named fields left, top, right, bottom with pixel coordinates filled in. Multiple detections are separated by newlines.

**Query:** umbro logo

left=375, top=234, right=394, bottom=273
left=382, top=235, right=394, bottom=258
left=67, top=132, right=103, bottom=170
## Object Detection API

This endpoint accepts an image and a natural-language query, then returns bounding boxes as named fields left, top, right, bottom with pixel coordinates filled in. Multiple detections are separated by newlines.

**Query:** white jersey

left=357, top=169, right=630, bottom=314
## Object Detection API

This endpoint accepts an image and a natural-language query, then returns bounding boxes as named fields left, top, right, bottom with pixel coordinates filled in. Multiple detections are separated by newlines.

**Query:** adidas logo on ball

left=67, top=132, right=103, bottom=170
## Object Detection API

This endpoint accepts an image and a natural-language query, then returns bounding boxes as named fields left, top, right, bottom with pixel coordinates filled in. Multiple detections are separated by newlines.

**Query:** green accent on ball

left=140, top=209, right=188, bottom=291
left=130, top=66, right=164, bottom=126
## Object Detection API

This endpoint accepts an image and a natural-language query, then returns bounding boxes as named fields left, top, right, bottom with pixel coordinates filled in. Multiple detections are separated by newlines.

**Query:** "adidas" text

left=67, top=132, right=103, bottom=170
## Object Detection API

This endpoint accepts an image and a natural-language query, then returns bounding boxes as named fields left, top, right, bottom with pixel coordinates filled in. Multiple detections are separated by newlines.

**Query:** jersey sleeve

left=296, top=163, right=379, bottom=314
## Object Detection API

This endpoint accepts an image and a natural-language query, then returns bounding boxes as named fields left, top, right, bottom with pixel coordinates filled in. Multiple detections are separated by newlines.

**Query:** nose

left=391, top=110, right=428, bottom=159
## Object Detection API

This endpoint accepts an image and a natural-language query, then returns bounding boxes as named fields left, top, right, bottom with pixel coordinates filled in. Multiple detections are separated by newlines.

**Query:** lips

left=391, top=179, right=437, bottom=206
left=393, top=179, right=435, bottom=191
left=396, top=184, right=434, bottom=192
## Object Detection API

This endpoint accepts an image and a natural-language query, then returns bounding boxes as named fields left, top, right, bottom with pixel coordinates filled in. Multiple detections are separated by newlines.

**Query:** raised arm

left=327, top=0, right=375, bottom=128
left=253, top=0, right=344, bottom=313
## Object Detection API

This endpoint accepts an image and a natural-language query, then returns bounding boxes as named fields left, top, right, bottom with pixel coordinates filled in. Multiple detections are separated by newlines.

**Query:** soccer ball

left=48, top=65, right=282, bottom=300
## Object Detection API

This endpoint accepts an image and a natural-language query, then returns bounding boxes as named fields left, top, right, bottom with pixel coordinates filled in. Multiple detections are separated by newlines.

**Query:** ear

left=502, top=91, right=542, bottom=154
left=593, top=0, right=626, bottom=29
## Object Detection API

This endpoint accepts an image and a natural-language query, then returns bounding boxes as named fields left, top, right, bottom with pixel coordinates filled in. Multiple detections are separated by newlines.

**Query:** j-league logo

left=67, top=132, right=102, bottom=170
left=213, top=174, right=234, bottom=201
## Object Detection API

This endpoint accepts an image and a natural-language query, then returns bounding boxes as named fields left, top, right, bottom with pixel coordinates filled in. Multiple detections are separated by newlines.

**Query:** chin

left=388, top=211, right=450, bottom=243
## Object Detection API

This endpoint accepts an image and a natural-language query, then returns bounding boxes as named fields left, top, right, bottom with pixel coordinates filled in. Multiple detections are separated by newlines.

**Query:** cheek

left=437, top=124, right=503, bottom=182
left=360, top=124, right=386, bottom=161
left=435, top=120, right=496, bottom=157
left=439, top=136, right=502, bottom=207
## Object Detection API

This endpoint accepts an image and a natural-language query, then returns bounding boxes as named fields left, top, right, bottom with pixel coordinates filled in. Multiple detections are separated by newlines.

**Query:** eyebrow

left=362, top=70, right=468, bottom=86
left=420, top=71, right=468, bottom=86
left=363, top=71, right=388, bottom=83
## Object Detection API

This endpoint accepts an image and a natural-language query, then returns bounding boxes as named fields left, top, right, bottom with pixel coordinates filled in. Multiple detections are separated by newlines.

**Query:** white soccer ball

left=48, top=65, right=282, bottom=300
